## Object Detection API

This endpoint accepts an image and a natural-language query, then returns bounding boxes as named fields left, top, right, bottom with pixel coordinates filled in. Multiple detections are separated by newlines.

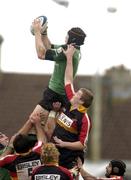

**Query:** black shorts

left=38, top=87, right=68, bottom=111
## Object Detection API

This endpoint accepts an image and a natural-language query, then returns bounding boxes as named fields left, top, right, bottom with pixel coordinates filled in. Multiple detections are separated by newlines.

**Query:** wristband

left=41, top=31, right=47, bottom=35
left=48, top=111, right=56, bottom=118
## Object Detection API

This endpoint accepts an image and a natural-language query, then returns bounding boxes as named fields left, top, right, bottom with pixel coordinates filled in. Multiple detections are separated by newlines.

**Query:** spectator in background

left=31, top=142, right=73, bottom=180
left=0, top=113, right=46, bottom=180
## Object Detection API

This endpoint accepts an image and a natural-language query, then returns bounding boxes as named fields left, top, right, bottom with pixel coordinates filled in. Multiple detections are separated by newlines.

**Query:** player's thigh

left=30, top=105, right=49, bottom=119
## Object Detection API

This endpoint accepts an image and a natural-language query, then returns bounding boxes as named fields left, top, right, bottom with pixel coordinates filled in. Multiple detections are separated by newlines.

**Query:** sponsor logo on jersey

left=35, top=174, right=60, bottom=180
left=58, top=112, right=73, bottom=128
left=16, top=160, right=41, bottom=170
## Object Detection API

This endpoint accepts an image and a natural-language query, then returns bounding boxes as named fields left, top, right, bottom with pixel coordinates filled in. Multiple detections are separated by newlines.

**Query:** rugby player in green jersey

left=29, top=16, right=86, bottom=138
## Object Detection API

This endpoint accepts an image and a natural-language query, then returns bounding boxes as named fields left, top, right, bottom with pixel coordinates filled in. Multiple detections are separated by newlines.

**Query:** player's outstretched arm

left=64, top=44, right=76, bottom=85
left=31, top=15, right=51, bottom=51
left=77, top=158, right=97, bottom=180
left=32, top=19, right=47, bottom=60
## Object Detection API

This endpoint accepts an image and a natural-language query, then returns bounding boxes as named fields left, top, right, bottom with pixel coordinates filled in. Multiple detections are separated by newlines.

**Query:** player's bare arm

left=32, top=19, right=47, bottom=59
left=64, top=44, right=76, bottom=85
left=53, top=136, right=84, bottom=150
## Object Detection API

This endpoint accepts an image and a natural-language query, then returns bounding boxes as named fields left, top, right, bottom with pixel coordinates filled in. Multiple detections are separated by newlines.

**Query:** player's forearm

left=65, top=59, right=73, bottom=84
left=62, top=141, right=84, bottom=150
left=80, top=167, right=97, bottom=180
left=35, top=32, right=46, bottom=59
left=18, top=119, right=32, bottom=135
left=41, top=35, right=51, bottom=50
left=35, top=123, right=47, bottom=143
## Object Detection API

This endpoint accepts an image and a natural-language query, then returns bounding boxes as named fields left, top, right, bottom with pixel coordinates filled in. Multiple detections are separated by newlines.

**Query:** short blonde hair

left=41, top=143, right=60, bottom=164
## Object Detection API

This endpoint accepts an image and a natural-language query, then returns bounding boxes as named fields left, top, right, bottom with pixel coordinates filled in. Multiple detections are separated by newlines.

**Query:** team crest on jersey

left=58, top=112, right=73, bottom=127
left=35, top=174, right=60, bottom=180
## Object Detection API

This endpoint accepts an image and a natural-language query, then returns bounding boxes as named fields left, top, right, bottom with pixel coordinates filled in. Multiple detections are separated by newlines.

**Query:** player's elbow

left=81, top=145, right=85, bottom=150
left=37, top=48, right=46, bottom=60
left=37, top=54, right=45, bottom=60
left=64, top=78, right=72, bottom=86
left=78, top=142, right=85, bottom=150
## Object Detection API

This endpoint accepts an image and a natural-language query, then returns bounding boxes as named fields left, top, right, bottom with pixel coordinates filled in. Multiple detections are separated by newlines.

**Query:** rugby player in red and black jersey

left=0, top=113, right=46, bottom=180
left=50, top=44, right=93, bottom=178
left=31, top=143, right=73, bottom=180
left=77, top=158, right=126, bottom=180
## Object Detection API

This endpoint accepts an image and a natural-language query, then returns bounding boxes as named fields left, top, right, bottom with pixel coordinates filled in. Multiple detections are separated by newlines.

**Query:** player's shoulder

left=82, top=113, right=91, bottom=123
left=0, top=153, right=17, bottom=162
left=58, top=165, right=72, bottom=175
left=52, top=44, right=63, bottom=49
left=51, top=44, right=65, bottom=56
left=74, top=48, right=81, bottom=60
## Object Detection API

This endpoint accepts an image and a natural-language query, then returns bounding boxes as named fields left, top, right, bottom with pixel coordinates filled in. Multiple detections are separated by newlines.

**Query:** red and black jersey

left=31, top=165, right=73, bottom=180
left=51, top=84, right=92, bottom=169
left=97, top=176, right=124, bottom=180
left=0, top=141, right=42, bottom=180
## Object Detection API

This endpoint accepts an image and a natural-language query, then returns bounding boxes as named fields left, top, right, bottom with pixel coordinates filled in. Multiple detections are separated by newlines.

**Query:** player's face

left=105, top=163, right=112, bottom=178
left=72, top=90, right=83, bottom=105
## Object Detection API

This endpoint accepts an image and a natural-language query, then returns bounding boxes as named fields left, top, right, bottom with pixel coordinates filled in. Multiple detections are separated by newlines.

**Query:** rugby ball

left=30, top=15, right=47, bottom=35
left=37, top=15, right=47, bottom=26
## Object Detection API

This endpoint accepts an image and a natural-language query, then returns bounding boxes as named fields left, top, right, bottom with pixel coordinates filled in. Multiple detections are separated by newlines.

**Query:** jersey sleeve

left=45, top=49, right=57, bottom=61
left=59, top=166, right=73, bottom=180
left=65, top=83, right=75, bottom=101
left=45, top=44, right=63, bottom=61
left=79, top=114, right=91, bottom=145
left=0, top=154, right=16, bottom=167
left=32, top=141, right=43, bottom=154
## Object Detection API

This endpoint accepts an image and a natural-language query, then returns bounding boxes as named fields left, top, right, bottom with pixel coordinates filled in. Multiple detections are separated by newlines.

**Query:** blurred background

left=0, top=0, right=131, bottom=179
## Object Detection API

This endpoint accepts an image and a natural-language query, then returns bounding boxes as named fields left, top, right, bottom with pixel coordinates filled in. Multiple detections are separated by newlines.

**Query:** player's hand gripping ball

left=30, top=15, right=48, bottom=35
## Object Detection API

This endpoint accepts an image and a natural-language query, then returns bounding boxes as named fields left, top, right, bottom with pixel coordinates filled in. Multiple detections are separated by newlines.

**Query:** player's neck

left=44, top=162, right=59, bottom=166
left=17, top=149, right=32, bottom=156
